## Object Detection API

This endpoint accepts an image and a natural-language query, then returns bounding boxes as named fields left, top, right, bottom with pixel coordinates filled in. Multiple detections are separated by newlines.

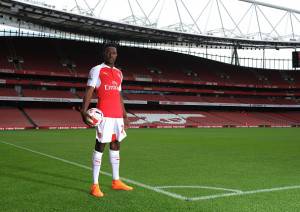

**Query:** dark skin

left=81, top=46, right=129, bottom=152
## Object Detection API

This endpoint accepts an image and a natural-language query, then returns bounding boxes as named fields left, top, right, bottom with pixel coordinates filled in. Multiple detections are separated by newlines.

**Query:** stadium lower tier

left=1, top=107, right=299, bottom=130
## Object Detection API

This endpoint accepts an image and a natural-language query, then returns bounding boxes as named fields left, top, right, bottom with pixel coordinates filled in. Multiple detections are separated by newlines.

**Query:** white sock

left=92, top=150, right=103, bottom=184
left=109, top=150, right=120, bottom=180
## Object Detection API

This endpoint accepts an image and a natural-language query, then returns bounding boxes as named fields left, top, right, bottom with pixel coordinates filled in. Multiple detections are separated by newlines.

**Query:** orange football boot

left=112, top=180, right=133, bottom=191
left=90, top=184, right=104, bottom=197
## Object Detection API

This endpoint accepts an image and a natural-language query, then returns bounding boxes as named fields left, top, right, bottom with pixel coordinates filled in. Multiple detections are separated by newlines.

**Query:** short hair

left=102, top=42, right=117, bottom=52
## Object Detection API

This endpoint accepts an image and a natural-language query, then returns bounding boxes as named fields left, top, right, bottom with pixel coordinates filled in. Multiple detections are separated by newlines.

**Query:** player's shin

left=92, top=150, right=103, bottom=184
left=109, top=150, right=120, bottom=180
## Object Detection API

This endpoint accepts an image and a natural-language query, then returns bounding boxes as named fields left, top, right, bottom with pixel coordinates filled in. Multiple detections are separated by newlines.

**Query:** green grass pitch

left=1, top=128, right=300, bottom=211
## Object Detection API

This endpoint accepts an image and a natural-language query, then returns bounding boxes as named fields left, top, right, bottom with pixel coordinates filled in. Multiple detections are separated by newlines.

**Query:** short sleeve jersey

left=87, top=63, right=123, bottom=118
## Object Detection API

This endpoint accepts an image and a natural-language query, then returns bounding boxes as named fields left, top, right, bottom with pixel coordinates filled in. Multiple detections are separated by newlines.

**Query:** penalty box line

left=189, top=185, right=300, bottom=201
left=2, top=140, right=300, bottom=202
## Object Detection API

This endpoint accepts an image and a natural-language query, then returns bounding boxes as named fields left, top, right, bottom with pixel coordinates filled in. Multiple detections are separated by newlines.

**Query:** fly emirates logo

left=104, top=81, right=119, bottom=91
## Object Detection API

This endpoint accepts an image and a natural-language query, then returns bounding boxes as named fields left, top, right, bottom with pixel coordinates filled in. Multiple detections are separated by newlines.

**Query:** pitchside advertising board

left=292, top=51, right=300, bottom=68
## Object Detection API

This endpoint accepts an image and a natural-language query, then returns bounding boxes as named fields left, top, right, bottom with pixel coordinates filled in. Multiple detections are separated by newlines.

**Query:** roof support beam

left=238, top=0, right=300, bottom=15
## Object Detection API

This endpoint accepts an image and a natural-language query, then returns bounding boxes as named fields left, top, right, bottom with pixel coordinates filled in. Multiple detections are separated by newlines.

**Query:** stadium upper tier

left=0, top=38, right=300, bottom=90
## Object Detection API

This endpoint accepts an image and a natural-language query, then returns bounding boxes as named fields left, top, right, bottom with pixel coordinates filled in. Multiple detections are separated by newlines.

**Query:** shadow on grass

left=5, top=164, right=90, bottom=184
left=3, top=165, right=113, bottom=192
left=2, top=165, right=93, bottom=194
left=2, top=171, right=88, bottom=194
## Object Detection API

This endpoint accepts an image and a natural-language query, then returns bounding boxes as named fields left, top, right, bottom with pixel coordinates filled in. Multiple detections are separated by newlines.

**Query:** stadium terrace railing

left=0, top=96, right=299, bottom=108
left=0, top=29, right=295, bottom=70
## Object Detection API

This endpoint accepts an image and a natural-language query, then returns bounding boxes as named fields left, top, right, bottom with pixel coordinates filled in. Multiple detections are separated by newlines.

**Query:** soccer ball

left=86, top=108, right=103, bottom=126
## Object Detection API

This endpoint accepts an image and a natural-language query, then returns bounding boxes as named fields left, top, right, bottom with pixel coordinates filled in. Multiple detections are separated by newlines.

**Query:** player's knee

left=95, top=140, right=106, bottom=152
left=110, top=142, right=120, bottom=151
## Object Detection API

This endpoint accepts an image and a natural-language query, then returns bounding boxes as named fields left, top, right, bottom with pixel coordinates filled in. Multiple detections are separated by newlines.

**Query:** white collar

left=102, top=63, right=117, bottom=70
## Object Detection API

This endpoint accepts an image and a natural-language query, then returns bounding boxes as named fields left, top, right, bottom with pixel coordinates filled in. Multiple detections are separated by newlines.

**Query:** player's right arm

left=80, top=86, right=94, bottom=126
left=81, top=66, right=100, bottom=126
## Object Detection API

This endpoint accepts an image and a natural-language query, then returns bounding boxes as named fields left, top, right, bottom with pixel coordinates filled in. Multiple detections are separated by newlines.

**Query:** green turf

left=0, top=128, right=300, bottom=211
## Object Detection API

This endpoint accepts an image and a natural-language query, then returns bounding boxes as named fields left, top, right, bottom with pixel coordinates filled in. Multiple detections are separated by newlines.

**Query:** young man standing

left=81, top=43, right=133, bottom=197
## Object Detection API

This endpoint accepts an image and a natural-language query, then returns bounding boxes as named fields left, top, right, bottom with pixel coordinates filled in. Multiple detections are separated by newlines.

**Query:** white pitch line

left=155, top=185, right=243, bottom=193
left=190, top=185, right=300, bottom=201
left=0, top=141, right=187, bottom=201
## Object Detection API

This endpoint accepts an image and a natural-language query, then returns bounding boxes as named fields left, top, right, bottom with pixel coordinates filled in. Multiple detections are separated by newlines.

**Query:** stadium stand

left=24, top=108, right=85, bottom=129
left=1, top=38, right=299, bottom=87
left=127, top=110, right=300, bottom=128
left=126, top=93, right=167, bottom=101
left=0, top=87, right=18, bottom=96
left=0, top=107, right=34, bottom=129
left=0, top=37, right=299, bottom=129
left=22, top=89, right=77, bottom=98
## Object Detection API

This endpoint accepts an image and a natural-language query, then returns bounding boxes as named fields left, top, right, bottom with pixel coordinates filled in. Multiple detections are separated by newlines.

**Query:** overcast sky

left=49, top=0, right=300, bottom=27
left=1, top=0, right=300, bottom=68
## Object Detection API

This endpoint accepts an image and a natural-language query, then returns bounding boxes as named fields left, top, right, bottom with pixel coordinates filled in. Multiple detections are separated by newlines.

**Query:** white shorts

left=95, top=118, right=127, bottom=143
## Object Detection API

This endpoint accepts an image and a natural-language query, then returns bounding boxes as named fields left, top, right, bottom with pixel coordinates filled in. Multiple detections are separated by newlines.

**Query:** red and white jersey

left=87, top=63, right=123, bottom=118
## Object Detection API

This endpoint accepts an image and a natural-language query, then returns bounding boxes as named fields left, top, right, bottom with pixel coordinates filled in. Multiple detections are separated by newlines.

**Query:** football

left=86, top=108, right=103, bottom=126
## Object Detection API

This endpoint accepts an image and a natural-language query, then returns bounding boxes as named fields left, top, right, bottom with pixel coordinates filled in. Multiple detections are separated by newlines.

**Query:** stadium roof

left=0, top=0, right=299, bottom=49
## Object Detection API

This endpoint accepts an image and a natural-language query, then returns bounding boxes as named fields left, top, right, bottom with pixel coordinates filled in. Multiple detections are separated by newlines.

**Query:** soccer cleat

left=90, top=184, right=104, bottom=197
left=112, top=180, right=133, bottom=191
